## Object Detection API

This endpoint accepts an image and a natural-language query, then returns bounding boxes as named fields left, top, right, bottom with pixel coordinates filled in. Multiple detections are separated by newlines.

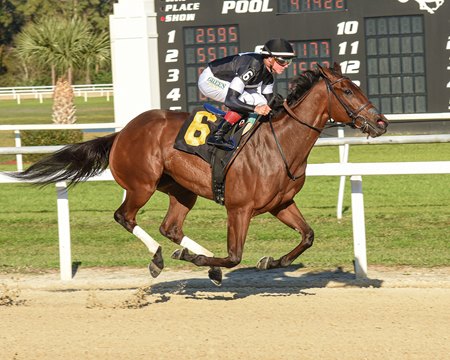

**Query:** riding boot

left=207, top=117, right=235, bottom=151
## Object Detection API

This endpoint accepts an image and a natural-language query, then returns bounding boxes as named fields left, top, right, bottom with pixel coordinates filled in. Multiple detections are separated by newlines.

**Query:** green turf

left=0, top=97, right=114, bottom=125
left=1, top=144, right=449, bottom=272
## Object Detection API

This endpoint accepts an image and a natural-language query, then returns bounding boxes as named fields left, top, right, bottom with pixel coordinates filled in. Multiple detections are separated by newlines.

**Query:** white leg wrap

left=180, top=236, right=214, bottom=257
left=132, top=226, right=160, bottom=254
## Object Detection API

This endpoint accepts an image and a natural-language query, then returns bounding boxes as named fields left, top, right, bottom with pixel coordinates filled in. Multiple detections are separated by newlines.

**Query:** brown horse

left=10, top=63, right=387, bottom=285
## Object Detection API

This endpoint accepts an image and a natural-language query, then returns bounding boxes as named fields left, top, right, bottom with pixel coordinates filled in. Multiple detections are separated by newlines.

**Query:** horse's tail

left=9, top=133, right=118, bottom=187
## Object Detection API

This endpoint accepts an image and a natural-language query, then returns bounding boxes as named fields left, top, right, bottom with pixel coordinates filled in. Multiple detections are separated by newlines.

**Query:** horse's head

left=318, top=63, right=388, bottom=137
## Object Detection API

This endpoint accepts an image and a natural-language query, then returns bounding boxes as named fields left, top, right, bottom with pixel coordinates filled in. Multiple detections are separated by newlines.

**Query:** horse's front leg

left=174, top=207, right=252, bottom=285
left=257, top=200, right=314, bottom=270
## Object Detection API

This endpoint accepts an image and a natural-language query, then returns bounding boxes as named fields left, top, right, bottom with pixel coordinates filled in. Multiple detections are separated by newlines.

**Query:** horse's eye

left=344, top=89, right=353, bottom=95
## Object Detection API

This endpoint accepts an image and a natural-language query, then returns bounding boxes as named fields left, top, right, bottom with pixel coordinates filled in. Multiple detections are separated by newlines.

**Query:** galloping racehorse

left=10, top=64, right=388, bottom=285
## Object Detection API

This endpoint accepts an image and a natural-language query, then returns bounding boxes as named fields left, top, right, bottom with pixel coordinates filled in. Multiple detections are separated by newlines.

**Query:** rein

left=282, top=99, right=323, bottom=133
left=268, top=116, right=301, bottom=181
left=269, top=83, right=325, bottom=181
left=272, top=72, right=372, bottom=181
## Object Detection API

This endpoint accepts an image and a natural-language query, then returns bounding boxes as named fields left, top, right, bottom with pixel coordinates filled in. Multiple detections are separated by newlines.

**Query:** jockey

left=198, top=38, right=295, bottom=151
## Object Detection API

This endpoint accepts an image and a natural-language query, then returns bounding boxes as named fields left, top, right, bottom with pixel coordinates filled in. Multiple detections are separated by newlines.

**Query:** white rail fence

left=1, top=129, right=449, bottom=281
left=0, top=84, right=113, bottom=103
left=0, top=123, right=118, bottom=171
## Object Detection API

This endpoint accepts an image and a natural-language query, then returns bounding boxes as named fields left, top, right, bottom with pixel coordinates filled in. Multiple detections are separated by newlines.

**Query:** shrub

left=21, top=129, right=83, bottom=163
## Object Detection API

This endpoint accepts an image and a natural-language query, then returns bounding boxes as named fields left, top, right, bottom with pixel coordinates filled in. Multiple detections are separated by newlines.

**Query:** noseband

left=323, top=76, right=373, bottom=132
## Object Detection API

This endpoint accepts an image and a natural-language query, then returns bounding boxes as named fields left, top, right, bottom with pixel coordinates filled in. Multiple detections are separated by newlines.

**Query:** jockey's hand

left=254, top=104, right=272, bottom=116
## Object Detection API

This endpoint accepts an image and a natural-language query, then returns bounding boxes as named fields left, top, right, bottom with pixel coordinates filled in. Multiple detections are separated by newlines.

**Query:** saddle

left=174, top=105, right=260, bottom=205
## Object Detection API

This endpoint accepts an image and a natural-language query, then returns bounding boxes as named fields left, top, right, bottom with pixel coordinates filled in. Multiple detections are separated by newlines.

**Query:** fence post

left=337, top=127, right=349, bottom=219
left=350, top=175, right=368, bottom=278
left=14, top=130, right=23, bottom=171
left=56, top=181, right=72, bottom=281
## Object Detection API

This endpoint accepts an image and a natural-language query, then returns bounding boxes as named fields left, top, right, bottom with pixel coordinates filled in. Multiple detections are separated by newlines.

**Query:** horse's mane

left=271, top=68, right=322, bottom=118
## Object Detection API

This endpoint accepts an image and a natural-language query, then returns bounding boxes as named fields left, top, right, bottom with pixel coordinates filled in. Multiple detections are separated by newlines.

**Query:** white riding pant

left=198, top=67, right=267, bottom=107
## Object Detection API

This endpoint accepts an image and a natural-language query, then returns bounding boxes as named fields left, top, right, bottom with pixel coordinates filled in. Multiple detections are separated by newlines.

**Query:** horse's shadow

left=145, top=265, right=383, bottom=301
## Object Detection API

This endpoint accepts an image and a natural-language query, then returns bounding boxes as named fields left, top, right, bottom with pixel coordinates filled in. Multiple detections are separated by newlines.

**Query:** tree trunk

left=67, top=67, right=73, bottom=85
left=20, top=61, right=29, bottom=82
left=51, top=65, right=56, bottom=86
left=52, top=77, right=77, bottom=124
left=85, top=63, right=91, bottom=84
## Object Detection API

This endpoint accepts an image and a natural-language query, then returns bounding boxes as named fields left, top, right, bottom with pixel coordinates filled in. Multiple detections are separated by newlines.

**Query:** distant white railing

left=0, top=84, right=113, bottom=103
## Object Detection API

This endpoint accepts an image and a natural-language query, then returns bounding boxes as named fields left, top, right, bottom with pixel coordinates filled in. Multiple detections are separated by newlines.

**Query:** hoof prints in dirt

left=0, top=284, right=26, bottom=306
left=85, top=287, right=170, bottom=309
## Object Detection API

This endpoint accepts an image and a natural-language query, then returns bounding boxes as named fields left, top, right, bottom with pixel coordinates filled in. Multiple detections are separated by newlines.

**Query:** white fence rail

left=1, top=133, right=449, bottom=281
left=0, top=123, right=119, bottom=171
left=0, top=84, right=113, bottom=103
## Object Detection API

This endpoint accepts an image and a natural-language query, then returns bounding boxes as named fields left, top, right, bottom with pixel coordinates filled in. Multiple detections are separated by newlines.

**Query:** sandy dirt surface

left=1, top=265, right=449, bottom=360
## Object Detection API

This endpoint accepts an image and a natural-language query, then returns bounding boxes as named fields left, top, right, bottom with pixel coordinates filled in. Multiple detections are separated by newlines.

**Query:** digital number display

left=184, top=25, right=240, bottom=111
left=278, top=0, right=346, bottom=13
left=156, top=0, right=449, bottom=114
left=276, top=40, right=332, bottom=97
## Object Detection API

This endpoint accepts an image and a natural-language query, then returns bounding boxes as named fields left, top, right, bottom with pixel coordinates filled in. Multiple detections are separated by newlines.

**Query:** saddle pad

left=174, top=108, right=218, bottom=163
left=174, top=108, right=258, bottom=162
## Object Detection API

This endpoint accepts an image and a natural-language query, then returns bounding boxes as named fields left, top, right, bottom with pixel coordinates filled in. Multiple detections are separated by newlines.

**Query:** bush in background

left=21, top=129, right=83, bottom=163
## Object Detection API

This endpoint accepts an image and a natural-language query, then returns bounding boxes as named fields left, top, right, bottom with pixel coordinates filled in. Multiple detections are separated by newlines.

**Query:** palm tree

left=15, top=18, right=60, bottom=85
left=80, top=30, right=110, bottom=84
left=52, top=18, right=91, bottom=84
left=15, top=17, right=85, bottom=124
left=15, top=17, right=94, bottom=85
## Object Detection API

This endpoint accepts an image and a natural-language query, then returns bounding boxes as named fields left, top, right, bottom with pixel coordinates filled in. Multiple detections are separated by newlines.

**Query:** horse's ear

left=317, top=63, right=335, bottom=78
left=333, top=62, right=342, bottom=75
left=317, top=63, right=326, bottom=76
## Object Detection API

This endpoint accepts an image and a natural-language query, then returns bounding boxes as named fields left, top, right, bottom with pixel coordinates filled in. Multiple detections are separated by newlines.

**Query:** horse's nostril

left=377, top=119, right=386, bottom=128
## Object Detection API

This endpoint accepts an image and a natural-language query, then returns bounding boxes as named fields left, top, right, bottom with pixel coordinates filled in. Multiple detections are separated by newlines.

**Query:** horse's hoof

left=171, top=248, right=188, bottom=261
left=148, top=262, right=162, bottom=278
left=208, top=267, right=222, bottom=286
left=256, top=256, right=274, bottom=270
left=148, top=247, right=164, bottom=278
left=171, top=249, right=182, bottom=260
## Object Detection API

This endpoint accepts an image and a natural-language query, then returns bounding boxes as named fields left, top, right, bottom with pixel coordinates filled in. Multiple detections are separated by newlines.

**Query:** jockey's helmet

left=260, top=38, right=295, bottom=59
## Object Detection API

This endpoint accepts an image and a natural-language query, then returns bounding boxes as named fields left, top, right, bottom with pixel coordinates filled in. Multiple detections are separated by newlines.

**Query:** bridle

left=323, top=75, right=374, bottom=133
left=273, top=72, right=378, bottom=181
left=282, top=73, right=375, bottom=133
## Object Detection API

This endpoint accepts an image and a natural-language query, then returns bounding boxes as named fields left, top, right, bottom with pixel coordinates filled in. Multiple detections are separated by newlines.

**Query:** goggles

left=274, top=57, right=293, bottom=66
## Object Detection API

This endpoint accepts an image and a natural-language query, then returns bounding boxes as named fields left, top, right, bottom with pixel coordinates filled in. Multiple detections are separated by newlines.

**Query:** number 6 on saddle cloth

left=174, top=104, right=259, bottom=204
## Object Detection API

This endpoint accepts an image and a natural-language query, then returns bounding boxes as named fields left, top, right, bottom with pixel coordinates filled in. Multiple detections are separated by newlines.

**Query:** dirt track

left=1, top=266, right=449, bottom=360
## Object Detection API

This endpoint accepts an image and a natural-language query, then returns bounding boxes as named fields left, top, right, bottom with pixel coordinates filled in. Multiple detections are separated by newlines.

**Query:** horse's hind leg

left=257, top=200, right=314, bottom=270
left=159, top=186, right=221, bottom=283
left=114, top=187, right=164, bottom=278
left=175, top=207, right=253, bottom=285
left=159, top=188, right=213, bottom=257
